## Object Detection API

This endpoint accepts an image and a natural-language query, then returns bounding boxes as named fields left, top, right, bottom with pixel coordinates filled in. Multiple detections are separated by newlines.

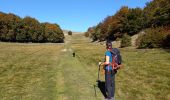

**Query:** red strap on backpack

left=112, top=57, right=118, bottom=69
left=112, top=56, right=123, bottom=69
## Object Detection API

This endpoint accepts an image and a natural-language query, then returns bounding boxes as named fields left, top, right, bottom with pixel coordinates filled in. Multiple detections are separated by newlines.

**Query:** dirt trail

left=54, top=34, right=103, bottom=100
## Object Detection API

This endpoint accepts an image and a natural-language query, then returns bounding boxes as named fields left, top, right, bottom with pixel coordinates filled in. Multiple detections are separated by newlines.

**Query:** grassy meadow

left=0, top=43, right=63, bottom=99
left=71, top=34, right=170, bottom=100
left=0, top=34, right=170, bottom=100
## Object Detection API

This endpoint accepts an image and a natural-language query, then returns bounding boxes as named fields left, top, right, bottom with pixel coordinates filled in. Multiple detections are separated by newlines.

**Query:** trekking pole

left=97, top=62, right=102, bottom=81
left=94, top=62, right=102, bottom=99
left=93, top=84, right=97, bottom=98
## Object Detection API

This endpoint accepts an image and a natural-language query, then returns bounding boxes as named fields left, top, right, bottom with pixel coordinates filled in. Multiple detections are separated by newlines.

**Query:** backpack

left=110, top=48, right=122, bottom=69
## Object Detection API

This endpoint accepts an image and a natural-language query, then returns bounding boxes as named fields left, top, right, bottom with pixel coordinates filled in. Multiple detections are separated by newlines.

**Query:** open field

left=0, top=43, right=64, bottom=99
left=0, top=34, right=170, bottom=100
left=71, top=34, right=170, bottom=100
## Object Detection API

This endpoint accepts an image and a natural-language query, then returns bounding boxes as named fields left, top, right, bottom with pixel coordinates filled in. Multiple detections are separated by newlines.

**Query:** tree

left=0, top=13, right=21, bottom=42
left=86, top=26, right=98, bottom=41
left=22, top=16, right=41, bottom=42
left=122, top=8, right=144, bottom=35
left=143, top=0, right=170, bottom=27
left=44, top=23, right=64, bottom=43
left=0, top=12, right=64, bottom=43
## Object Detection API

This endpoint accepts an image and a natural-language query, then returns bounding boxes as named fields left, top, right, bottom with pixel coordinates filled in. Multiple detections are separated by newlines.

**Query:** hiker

left=99, top=41, right=122, bottom=100
left=73, top=52, right=75, bottom=57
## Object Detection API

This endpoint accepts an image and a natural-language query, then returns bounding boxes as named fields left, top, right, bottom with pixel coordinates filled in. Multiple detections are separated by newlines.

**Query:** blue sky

left=0, top=0, right=150, bottom=32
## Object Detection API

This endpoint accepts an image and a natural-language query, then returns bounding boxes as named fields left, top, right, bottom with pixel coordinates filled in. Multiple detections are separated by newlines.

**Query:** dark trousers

left=105, top=70, right=115, bottom=98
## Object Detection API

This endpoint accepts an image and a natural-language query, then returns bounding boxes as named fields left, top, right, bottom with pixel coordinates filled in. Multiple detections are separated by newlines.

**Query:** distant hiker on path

left=73, top=52, right=75, bottom=57
left=99, top=41, right=122, bottom=100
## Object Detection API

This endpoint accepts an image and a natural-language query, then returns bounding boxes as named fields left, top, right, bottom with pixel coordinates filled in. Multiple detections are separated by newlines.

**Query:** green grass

left=70, top=35, right=170, bottom=100
left=0, top=43, right=63, bottom=99
left=0, top=34, right=170, bottom=100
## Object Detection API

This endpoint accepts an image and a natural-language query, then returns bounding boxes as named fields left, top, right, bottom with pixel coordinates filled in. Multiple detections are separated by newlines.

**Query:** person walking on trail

left=99, top=41, right=122, bottom=100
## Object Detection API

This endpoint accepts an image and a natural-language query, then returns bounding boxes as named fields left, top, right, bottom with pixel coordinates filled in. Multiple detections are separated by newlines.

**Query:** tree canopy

left=86, top=0, right=170, bottom=43
left=0, top=12, right=64, bottom=43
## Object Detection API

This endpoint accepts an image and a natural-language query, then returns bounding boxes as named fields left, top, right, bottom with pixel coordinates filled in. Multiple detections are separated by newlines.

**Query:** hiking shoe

left=104, top=97, right=109, bottom=100
left=104, top=97, right=111, bottom=100
left=109, top=97, right=114, bottom=100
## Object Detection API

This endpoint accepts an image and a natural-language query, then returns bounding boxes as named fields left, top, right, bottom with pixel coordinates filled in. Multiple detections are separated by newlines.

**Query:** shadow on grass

left=163, top=48, right=170, bottom=53
left=97, top=80, right=107, bottom=98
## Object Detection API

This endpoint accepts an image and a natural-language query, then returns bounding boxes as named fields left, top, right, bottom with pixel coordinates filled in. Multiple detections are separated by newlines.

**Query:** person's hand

left=98, top=62, right=103, bottom=66
left=116, top=65, right=123, bottom=70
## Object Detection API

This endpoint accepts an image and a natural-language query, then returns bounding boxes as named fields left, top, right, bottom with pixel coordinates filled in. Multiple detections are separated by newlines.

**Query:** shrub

left=163, top=34, right=170, bottom=48
left=136, top=28, right=165, bottom=48
left=121, top=33, right=131, bottom=47
left=84, top=32, right=89, bottom=37
left=68, top=31, right=72, bottom=35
